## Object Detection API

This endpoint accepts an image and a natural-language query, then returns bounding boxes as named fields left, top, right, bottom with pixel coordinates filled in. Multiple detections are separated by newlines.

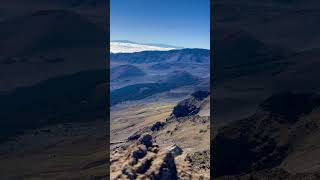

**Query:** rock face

left=213, top=92, right=320, bottom=178
left=191, top=91, right=210, bottom=101
left=111, top=134, right=208, bottom=180
left=172, top=91, right=209, bottom=118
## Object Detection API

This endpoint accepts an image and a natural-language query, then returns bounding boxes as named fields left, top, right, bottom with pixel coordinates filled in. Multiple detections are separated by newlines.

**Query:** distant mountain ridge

left=111, top=48, right=210, bottom=64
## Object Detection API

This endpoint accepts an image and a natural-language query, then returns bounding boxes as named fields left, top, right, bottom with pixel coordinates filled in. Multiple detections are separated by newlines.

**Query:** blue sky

left=111, top=0, right=210, bottom=49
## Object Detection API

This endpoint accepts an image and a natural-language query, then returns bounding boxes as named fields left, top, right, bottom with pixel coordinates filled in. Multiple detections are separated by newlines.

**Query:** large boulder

left=137, top=134, right=153, bottom=147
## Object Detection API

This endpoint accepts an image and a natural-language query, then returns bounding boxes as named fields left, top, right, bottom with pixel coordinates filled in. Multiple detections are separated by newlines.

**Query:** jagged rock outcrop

left=191, top=91, right=210, bottom=101
left=127, top=127, right=151, bottom=141
left=111, top=134, right=208, bottom=180
left=171, top=90, right=209, bottom=118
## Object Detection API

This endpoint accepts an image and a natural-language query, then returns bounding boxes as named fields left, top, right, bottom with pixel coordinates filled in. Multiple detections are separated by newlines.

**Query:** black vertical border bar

left=210, top=0, right=214, bottom=178
left=106, top=0, right=111, bottom=178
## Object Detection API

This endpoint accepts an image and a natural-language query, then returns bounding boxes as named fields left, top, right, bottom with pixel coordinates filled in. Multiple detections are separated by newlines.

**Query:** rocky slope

left=110, top=71, right=201, bottom=106
left=111, top=134, right=208, bottom=180
left=0, top=1, right=108, bottom=178
left=213, top=92, right=320, bottom=179
left=111, top=64, right=146, bottom=80
left=0, top=8, right=106, bottom=92
left=0, top=70, right=107, bottom=141
left=0, top=120, right=107, bottom=179
left=111, top=91, right=210, bottom=179
left=212, top=0, right=320, bottom=178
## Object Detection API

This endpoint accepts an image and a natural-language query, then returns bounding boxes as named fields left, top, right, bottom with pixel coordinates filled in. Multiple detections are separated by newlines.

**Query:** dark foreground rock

left=111, top=134, right=208, bottom=180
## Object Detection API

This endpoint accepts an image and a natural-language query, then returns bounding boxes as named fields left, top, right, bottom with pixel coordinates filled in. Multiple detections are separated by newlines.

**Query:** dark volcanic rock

left=127, top=133, right=141, bottom=141
left=127, top=127, right=151, bottom=141
left=137, top=134, right=153, bottom=147
left=172, top=98, right=200, bottom=118
left=151, top=121, right=166, bottom=131
left=191, top=91, right=210, bottom=101
left=172, top=91, right=209, bottom=118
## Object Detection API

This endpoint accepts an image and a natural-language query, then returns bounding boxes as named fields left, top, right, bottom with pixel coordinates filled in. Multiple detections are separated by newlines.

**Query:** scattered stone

left=186, top=150, right=210, bottom=170
left=137, top=134, right=153, bottom=147
left=151, top=121, right=166, bottom=131
left=127, top=127, right=151, bottom=141
left=128, top=133, right=141, bottom=141
left=131, top=145, right=147, bottom=160
left=167, top=144, right=183, bottom=158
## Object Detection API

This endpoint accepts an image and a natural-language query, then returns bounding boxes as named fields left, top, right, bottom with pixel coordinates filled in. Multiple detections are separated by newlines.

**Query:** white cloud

left=110, top=41, right=176, bottom=53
